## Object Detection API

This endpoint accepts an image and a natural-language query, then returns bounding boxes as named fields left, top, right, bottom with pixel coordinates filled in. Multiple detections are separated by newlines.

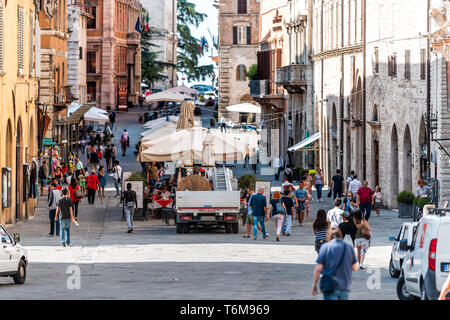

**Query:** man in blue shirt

left=312, top=228, right=358, bottom=300
left=244, top=188, right=261, bottom=238
left=249, top=188, right=269, bottom=240
left=294, top=180, right=308, bottom=226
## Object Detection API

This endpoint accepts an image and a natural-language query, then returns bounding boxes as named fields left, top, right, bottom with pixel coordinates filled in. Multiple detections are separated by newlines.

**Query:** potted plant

left=238, top=174, right=256, bottom=197
left=396, top=190, right=415, bottom=218
left=246, top=64, right=258, bottom=81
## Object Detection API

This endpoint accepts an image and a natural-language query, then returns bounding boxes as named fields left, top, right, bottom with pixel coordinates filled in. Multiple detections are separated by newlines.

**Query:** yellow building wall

left=0, top=0, right=39, bottom=224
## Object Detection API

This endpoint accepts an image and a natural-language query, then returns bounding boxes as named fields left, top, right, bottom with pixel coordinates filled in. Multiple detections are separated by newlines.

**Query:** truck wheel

left=389, top=258, right=400, bottom=278
left=12, top=259, right=26, bottom=285
left=225, top=224, right=232, bottom=233
left=397, top=276, right=416, bottom=300
left=183, top=224, right=190, bottom=234
left=232, top=223, right=239, bottom=234
left=176, top=223, right=183, bottom=234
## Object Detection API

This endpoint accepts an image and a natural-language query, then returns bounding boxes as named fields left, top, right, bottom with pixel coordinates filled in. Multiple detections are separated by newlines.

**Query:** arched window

left=236, top=65, right=247, bottom=81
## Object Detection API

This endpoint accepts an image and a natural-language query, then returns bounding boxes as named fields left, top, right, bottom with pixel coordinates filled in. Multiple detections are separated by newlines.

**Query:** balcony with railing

left=249, top=79, right=270, bottom=97
left=276, top=64, right=308, bottom=93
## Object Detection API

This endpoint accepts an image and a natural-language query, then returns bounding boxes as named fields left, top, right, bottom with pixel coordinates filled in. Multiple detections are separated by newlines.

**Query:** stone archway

left=391, top=124, right=399, bottom=207
left=16, top=118, right=23, bottom=221
left=354, top=77, right=363, bottom=176
left=403, top=125, right=413, bottom=192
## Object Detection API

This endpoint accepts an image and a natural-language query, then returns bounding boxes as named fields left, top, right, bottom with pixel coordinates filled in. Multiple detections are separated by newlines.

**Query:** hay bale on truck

left=177, top=175, right=211, bottom=191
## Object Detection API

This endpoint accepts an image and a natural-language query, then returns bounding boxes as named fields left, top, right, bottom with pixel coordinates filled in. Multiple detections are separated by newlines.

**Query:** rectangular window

left=405, top=50, right=411, bottom=80
left=374, top=47, right=379, bottom=73
left=87, top=51, right=96, bottom=73
left=29, top=11, right=34, bottom=76
left=237, top=0, right=247, bottom=14
left=79, top=47, right=83, bottom=60
left=87, top=6, right=96, bottom=29
left=388, top=54, right=397, bottom=77
left=237, top=26, right=246, bottom=45
left=420, top=49, right=426, bottom=80
left=18, top=6, right=24, bottom=75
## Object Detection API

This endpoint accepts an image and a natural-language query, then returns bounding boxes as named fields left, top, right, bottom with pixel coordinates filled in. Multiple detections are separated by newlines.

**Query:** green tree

left=141, top=10, right=175, bottom=87
left=177, top=0, right=214, bottom=82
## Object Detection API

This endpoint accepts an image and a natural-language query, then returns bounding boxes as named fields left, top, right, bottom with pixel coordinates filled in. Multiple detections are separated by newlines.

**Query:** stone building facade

left=141, top=0, right=177, bottom=91
left=218, top=0, right=260, bottom=122
left=0, top=0, right=39, bottom=224
left=68, top=1, right=90, bottom=104
left=85, top=0, right=142, bottom=110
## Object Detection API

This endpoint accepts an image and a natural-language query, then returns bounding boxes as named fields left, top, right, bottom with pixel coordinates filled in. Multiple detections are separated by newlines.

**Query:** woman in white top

left=374, top=186, right=382, bottom=217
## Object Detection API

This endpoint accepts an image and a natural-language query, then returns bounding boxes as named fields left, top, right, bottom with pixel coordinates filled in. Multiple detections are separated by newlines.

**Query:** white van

left=397, top=207, right=450, bottom=300
left=389, top=222, right=419, bottom=278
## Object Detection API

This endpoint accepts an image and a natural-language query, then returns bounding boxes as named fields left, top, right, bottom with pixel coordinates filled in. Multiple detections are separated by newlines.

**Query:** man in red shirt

left=357, top=181, right=374, bottom=221
left=86, top=170, right=100, bottom=205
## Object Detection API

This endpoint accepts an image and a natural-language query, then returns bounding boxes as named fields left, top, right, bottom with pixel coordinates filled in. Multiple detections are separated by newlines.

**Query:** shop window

left=2, top=168, right=11, bottom=208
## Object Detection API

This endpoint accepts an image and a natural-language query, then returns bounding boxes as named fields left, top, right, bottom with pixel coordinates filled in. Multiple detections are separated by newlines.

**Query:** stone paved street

left=0, top=111, right=407, bottom=299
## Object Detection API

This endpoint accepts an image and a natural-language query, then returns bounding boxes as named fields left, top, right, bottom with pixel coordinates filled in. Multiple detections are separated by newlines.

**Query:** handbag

left=75, top=189, right=83, bottom=199
left=362, top=224, right=371, bottom=240
left=320, top=243, right=346, bottom=294
left=275, top=199, right=286, bottom=215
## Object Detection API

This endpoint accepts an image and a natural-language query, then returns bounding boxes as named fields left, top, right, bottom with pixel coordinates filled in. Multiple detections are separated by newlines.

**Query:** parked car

left=397, top=206, right=450, bottom=300
left=0, top=225, right=27, bottom=284
left=389, top=222, right=419, bottom=278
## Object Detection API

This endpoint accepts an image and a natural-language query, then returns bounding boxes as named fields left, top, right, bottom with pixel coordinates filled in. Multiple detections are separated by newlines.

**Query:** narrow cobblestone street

left=0, top=110, right=405, bottom=299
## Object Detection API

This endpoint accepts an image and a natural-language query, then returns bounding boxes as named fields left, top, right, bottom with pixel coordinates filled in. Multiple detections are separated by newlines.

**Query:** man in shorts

left=244, top=188, right=261, bottom=238
left=294, top=180, right=308, bottom=226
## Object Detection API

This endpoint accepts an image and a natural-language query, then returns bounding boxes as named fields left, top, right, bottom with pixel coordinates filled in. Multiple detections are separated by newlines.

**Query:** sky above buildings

left=178, top=0, right=219, bottom=88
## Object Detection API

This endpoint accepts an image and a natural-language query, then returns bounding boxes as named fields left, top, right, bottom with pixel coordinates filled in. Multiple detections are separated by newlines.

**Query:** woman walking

left=122, top=183, right=138, bottom=233
left=354, top=210, right=371, bottom=269
left=78, top=168, right=86, bottom=196
left=68, top=178, right=82, bottom=219
left=53, top=166, right=63, bottom=185
left=268, top=191, right=286, bottom=242
left=313, top=209, right=328, bottom=253
left=305, top=171, right=313, bottom=219
left=98, top=166, right=107, bottom=198
left=374, top=186, right=382, bottom=217
left=314, top=169, right=324, bottom=202
left=86, top=170, right=100, bottom=205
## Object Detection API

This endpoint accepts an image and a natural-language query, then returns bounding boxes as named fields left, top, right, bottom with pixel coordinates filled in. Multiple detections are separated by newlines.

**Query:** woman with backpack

left=268, top=191, right=286, bottom=242
left=313, top=209, right=328, bottom=253
left=121, top=183, right=138, bottom=233
left=353, top=209, right=371, bottom=269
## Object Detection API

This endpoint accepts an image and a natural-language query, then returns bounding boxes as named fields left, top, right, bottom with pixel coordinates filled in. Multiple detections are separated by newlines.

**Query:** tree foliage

left=177, top=0, right=214, bottom=82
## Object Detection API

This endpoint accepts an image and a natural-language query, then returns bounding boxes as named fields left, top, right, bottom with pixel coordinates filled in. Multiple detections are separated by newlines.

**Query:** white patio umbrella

left=142, top=116, right=179, bottom=129
left=226, top=103, right=261, bottom=114
left=145, top=91, right=187, bottom=102
left=84, top=108, right=109, bottom=122
left=166, top=85, right=198, bottom=96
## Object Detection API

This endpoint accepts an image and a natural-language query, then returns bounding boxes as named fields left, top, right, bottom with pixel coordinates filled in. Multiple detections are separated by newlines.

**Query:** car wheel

left=397, top=276, right=416, bottom=300
left=389, top=258, right=401, bottom=278
left=225, top=223, right=232, bottom=233
left=12, top=259, right=26, bottom=285
left=420, top=282, right=429, bottom=300
left=176, top=223, right=183, bottom=234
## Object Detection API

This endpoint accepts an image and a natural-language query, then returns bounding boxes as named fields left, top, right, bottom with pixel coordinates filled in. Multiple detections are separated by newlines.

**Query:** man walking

left=357, top=181, right=374, bottom=221
left=312, top=228, right=358, bottom=300
left=48, top=183, right=62, bottom=236
left=122, top=183, right=138, bottom=233
left=346, top=170, right=355, bottom=193
left=294, top=180, right=308, bottom=226
left=219, top=116, right=227, bottom=133
left=348, top=174, right=362, bottom=199
left=244, top=188, right=261, bottom=238
left=38, top=161, right=48, bottom=196
left=250, top=188, right=269, bottom=240
left=111, top=144, right=117, bottom=164
left=75, top=158, right=83, bottom=180
left=330, top=169, right=345, bottom=199
left=327, top=198, right=344, bottom=228
left=55, top=188, right=76, bottom=247
left=112, top=160, right=123, bottom=197
left=273, top=155, right=283, bottom=181
left=89, top=147, right=99, bottom=171
left=104, top=145, right=113, bottom=172
left=86, top=170, right=100, bottom=205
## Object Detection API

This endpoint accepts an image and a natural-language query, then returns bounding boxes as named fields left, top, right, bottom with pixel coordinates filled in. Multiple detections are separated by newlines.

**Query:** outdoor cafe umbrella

left=226, top=103, right=261, bottom=114
left=166, top=85, right=198, bottom=97
left=142, top=116, right=179, bottom=129
left=145, top=91, right=187, bottom=102
left=176, top=101, right=196, bottom=130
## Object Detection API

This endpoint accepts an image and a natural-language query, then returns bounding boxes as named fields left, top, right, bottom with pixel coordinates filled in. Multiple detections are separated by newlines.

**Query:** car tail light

left=224, top=216, right=236, bottom=221
left=429, top=238, right=437, bottom=271
left=181, top=216, right=192, bottom=221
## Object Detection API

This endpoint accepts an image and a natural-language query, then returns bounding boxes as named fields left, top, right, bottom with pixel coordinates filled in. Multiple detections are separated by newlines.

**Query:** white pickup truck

left=175, top=166, right=240, bottom=234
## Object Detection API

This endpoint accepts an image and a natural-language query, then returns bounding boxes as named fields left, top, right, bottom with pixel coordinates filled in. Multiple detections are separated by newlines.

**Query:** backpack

left=275, top=199, right=286, bottom=215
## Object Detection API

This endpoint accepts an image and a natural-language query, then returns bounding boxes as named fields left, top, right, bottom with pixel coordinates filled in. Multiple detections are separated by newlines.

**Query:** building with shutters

left=0, top=0, right=39, bottom=224
left=141, top=0, right=177, bottom=91
left=218, top=0, right=260, bottom=122
left=248, top=0, right=290, bottom=167
left=85, top=0, right=142, bottom=110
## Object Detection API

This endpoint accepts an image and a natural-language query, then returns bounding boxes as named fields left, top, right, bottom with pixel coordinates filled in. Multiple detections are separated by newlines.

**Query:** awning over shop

left=288, top=132, right=321, bottom=152
left=42, top=138, right=56, bottom=146
left=65, top=104, right=94, bottom=125
left=226, top=103, right=261, bottom=114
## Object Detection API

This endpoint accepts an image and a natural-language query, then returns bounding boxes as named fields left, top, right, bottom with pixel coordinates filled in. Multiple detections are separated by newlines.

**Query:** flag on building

left=145, top=13, right=150, bottom=32
left=135, top=16, right=141, bottom=33
left=200, top=36, right=208, bottom=53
